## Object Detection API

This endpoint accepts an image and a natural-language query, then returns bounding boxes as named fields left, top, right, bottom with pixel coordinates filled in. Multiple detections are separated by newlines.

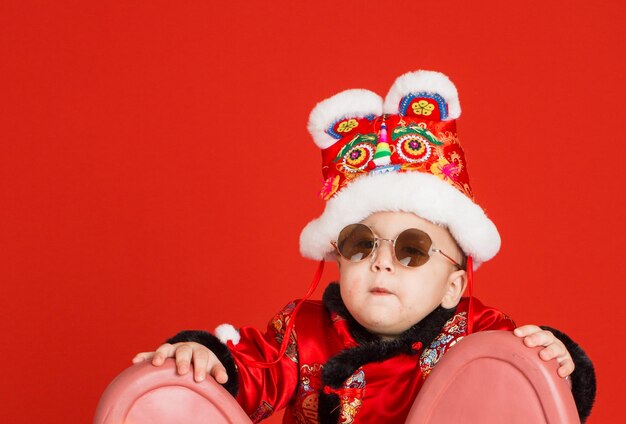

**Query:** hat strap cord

left=466, top=256, right=474, bottom=335
left=235, top=260, right=325, bottom=369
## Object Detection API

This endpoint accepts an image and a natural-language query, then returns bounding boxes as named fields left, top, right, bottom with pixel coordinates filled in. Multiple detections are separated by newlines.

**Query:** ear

left=308, top=89, right=383, bottom=149
left=440, top=269, right=467, bottom=309
left=383, top=70, right=461, bottom=121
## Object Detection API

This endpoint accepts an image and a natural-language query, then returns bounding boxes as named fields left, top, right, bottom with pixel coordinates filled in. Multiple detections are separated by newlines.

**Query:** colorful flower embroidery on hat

left=327, top=118, right=363, bottom=140
left=412, top=100, right=435, bottom=116
left=399, top=92, right=448, bottom=120
left=342, top=143, right=374, bottom=172
left=320, top=175, right=341, bottom=200
left=396, top=134, right=432, bottom=163
left=431, top=157, right=461, bottom=183
left=337, top=119, right=358, bottom=133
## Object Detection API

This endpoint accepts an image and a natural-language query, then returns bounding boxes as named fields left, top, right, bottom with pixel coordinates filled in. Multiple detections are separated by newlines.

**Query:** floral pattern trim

left=336, top=369, right=366, bottom=424
left=249, top=400, right=274, bottom=423
left=292, top=363, right=325, bottom=424
left=272, top=301, right=299, bottom=363
left=419, top=311, right=467, bottom=378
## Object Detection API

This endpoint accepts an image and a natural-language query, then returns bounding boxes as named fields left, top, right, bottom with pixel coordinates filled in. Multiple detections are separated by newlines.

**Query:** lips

left=370, top=287, right=392, bottom=295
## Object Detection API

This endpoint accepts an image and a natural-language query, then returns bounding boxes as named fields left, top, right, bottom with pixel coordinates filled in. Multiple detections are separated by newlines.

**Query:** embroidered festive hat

left=299, top=70, right=500, bottom=269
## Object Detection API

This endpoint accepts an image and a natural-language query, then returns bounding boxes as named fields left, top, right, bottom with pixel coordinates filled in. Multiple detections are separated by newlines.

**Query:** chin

left=367, top=325, right=403, bottom=340
left=358, top=314, right=400, bottom=335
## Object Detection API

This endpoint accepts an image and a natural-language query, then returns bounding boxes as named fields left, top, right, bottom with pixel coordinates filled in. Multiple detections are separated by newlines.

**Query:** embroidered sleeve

left=229, top=301, right=300, bottom=423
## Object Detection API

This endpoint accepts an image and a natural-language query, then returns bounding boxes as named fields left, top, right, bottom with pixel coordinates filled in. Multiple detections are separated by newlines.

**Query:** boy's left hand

left=513, top=325, right=575, bottom=379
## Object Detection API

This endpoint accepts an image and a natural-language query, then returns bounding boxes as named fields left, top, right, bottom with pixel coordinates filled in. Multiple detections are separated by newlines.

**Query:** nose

left=371, top=239, right=395, bottom=273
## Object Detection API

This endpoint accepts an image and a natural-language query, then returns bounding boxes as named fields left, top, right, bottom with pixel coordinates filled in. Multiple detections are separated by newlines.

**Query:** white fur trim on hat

left=308, top=89, right=383, bottom=150
left=299, top=172, right=500, bottom=269
left=383, top=70, right=461, bottom=120
left=215, top=323, right=240, bottom=346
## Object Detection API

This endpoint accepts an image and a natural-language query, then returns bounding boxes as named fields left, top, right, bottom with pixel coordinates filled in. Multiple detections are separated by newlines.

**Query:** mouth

left=370, top=287, right=392, bottom=295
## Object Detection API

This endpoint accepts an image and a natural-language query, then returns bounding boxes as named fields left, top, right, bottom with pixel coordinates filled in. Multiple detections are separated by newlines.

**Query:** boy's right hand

left=132, top=342, right=228, bottom=384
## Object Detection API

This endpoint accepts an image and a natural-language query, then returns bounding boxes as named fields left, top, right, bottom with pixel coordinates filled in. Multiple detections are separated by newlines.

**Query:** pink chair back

left=406, top=330, right=580, bottom=424
left=94, top=359, right=252, bottom=424
left=96, top=331, right=580, bottom=423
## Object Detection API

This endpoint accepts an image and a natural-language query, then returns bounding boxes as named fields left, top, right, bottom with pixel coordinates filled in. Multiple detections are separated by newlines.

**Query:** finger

left=539, top=343, right=561, bottom=361
left=152, top=343, right=175, bottom=366
left=175, top=344, right=193, bottom=375
left=210, top=361, right=229, bottom=384
left=557, top=358, right=576, bottom=378
left=513, top=325, right=542, bottom=338
left=132, top=352, right=155, bottom=363
left=523, top=330, right=555, bottom=348
left=192, top=349, right=210, bottom=382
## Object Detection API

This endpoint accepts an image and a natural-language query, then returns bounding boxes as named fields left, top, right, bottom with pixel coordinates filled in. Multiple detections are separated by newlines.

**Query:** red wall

left=1, top=1, right=623, bottom=423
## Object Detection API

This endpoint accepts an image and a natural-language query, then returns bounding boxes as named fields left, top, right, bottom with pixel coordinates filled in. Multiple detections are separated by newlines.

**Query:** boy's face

left=336, top=211, right=467, bottom=340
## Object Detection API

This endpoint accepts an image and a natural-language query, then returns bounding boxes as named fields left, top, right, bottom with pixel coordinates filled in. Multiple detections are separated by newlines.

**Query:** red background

left=1, top=1, right=624, bottom=423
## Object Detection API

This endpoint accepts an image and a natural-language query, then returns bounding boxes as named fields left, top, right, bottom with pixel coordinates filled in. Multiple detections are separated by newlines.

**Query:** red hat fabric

left=299, top=70, right=500, bottom=269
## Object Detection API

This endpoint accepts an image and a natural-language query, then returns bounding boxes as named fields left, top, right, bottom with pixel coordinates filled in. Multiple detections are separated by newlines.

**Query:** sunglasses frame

left=331, top=223, right=464, bottom=270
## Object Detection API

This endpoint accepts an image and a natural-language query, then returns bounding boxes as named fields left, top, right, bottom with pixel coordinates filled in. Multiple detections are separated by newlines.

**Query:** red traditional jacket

left=226, top=283, right=516, bottom=424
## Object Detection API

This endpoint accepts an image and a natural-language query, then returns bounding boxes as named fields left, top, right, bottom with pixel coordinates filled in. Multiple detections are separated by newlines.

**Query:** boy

left=133, top=71, right=595, bottom=423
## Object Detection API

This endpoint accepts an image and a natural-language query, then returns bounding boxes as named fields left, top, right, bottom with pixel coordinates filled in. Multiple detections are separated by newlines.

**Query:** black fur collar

left=318, top=282, right=455, bottom=424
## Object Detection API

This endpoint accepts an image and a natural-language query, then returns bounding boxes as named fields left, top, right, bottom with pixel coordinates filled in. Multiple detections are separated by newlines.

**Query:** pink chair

left=406, top=330, right=580, bottom=424
left=94, top=358, right=252, bottom=424
left=95, top=331, right=579, bottom=423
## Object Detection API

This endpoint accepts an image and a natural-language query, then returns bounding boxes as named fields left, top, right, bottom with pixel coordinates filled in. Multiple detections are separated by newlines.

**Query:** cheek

left=338, top=267, right=369, bottom=304
left=339, top=262, right=367, bottom=285
left=397, top=269, right=448, bottom=306
left=339, top=272, right=360, bottom=297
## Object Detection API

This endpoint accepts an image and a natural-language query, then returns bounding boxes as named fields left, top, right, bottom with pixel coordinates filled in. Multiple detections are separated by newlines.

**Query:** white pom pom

left=214, top=323, right=240, bottom=346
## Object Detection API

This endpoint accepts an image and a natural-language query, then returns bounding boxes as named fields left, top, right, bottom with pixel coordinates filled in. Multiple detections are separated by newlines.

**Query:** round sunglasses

left=331, top=223, right=464, bottom=270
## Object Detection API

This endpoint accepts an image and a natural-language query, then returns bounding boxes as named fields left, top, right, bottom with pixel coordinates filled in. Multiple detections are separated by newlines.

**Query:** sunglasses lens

left=395, top=228, right=432, bottom=267
left=337, top=224, right=375, bottom=262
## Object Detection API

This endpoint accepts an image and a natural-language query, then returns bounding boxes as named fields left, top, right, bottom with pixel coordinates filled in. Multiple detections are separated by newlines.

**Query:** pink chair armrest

left=406, top=330, right=580, bottom=424
left=94, top=358, right=252, bottom=424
